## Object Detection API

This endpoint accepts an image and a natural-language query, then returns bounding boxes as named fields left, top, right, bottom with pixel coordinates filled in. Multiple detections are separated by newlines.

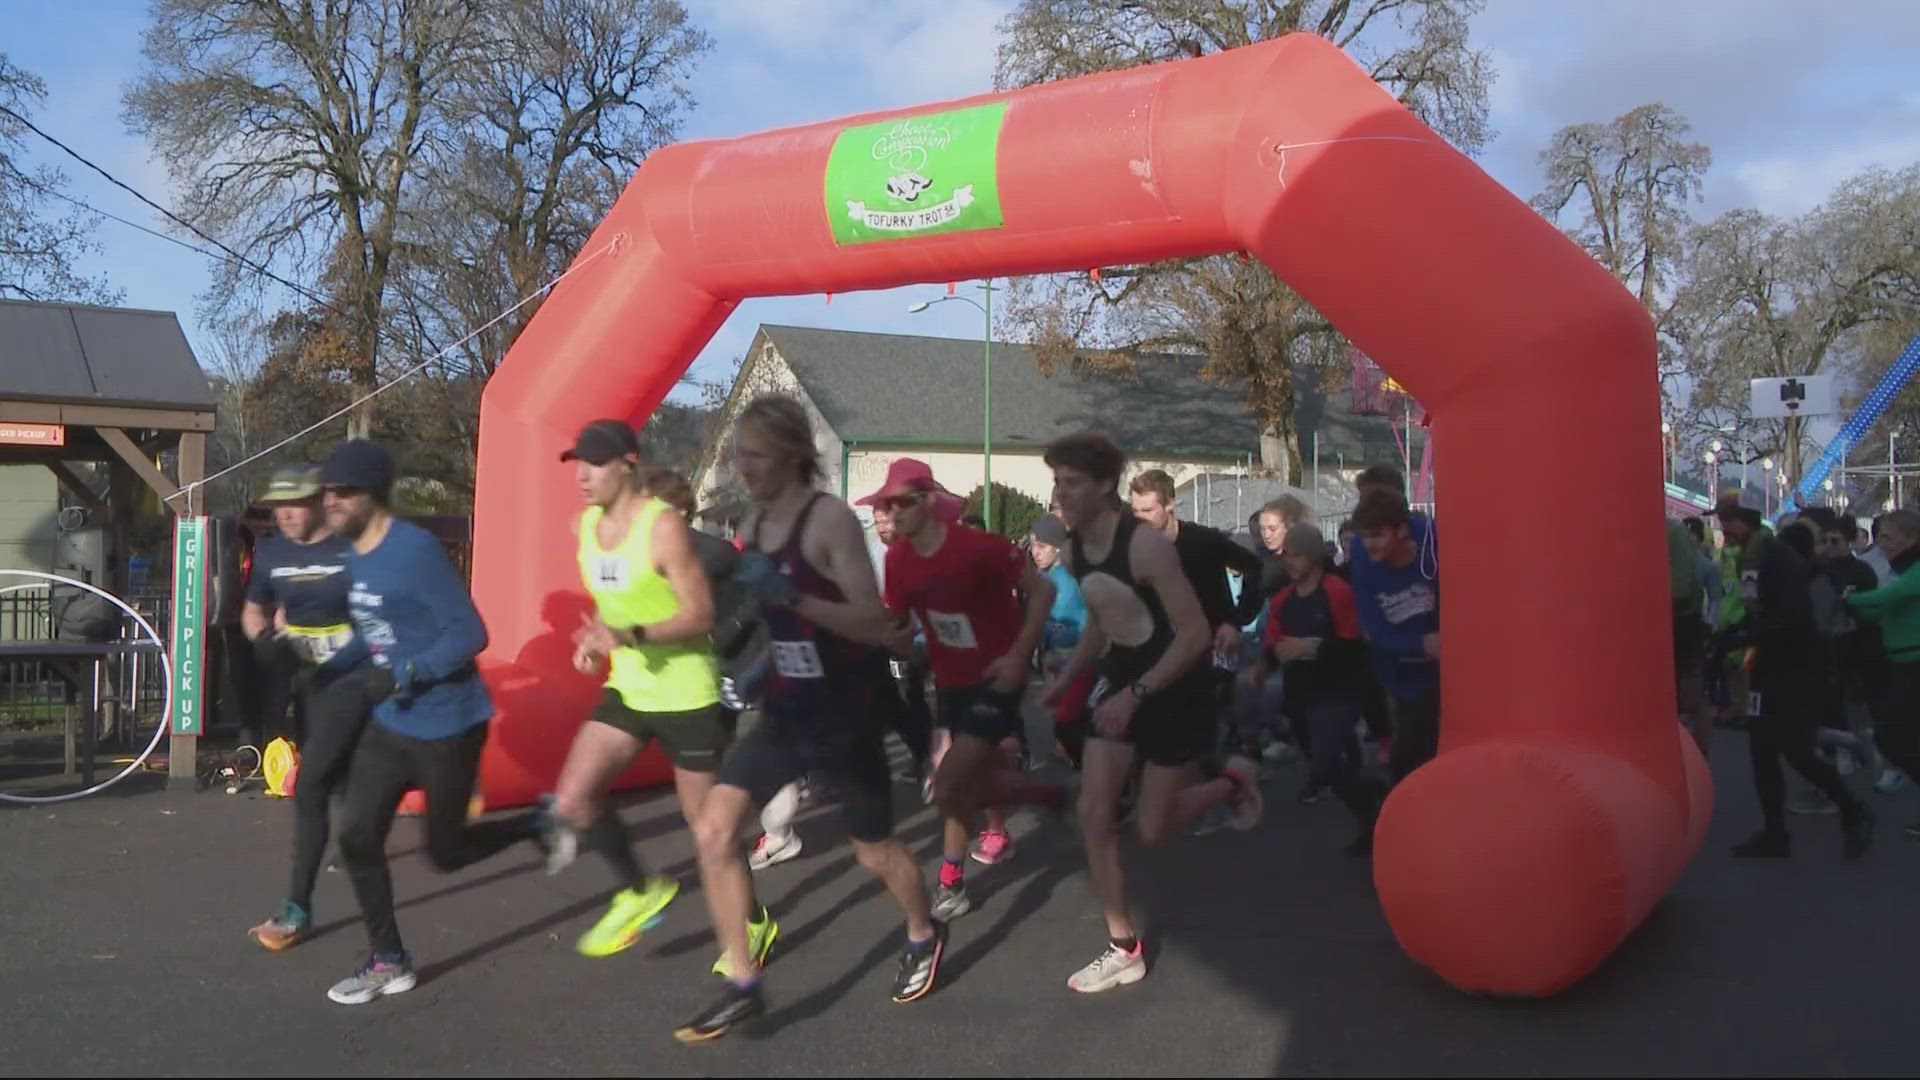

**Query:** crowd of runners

left=227, top=391, right=1920, bottom=1041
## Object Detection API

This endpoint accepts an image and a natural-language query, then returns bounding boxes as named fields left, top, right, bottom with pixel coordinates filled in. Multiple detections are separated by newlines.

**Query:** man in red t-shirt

left=1254, top=522, right=1387, bottom=855
left=867, top=460, right=1064, bottom=921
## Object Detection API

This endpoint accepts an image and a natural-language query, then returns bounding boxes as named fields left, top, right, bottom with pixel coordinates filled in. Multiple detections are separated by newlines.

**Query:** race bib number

left=593, top=554, right=629, bottom=591
left=772, top=640, right=826, bottom=679
left=1748, top=691, right=1762, bottom=716
left=288, top=625, right=355, bottom=665
left=927, top=609, right=978, bottom=650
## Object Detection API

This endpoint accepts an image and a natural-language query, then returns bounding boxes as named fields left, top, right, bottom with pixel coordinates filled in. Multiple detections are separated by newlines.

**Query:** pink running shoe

left=969, top=829, right=1014, bottom=866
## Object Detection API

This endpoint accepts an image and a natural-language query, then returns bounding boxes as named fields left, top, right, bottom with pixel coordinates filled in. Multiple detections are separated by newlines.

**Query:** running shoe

left=1222, top=756, right=1265, bottom=831
left=326, top=953, right=417, bottom=1004
left=248, top=900, right=309, bottom=952
left=1297, top=784, right=1328, bottom=806
left=930, top=881, right=971, bottom=921
left=1903, top=821, right=1920, bottom=841
left=712, top=909, right=779, bottom=978
left=577, top=876, right=678, bottom=958
left=1876, top=768, right=1909, bottom=795
left=969, top=829, right=1013, bottom=866
left=890, top=921, right=947, bottom=1003
left=748, top=830, right=803, bottom=870
left=1186, top=805, right=1232, bottom=837
left=674, top=981, right=765, bottom=1043
left=1067, top=939, right=1146, bottom=993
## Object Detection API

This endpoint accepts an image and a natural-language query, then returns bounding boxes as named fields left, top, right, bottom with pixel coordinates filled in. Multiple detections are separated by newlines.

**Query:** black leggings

left=1297, top=688, right=1386, bottom=829
left=1874, top=660, right=1920, bottom=787
left=336, top=708, right=540, bottom=958
left=1750, top=667, right=1860, bottom=834
left=286, top=668, right=364, bottom=913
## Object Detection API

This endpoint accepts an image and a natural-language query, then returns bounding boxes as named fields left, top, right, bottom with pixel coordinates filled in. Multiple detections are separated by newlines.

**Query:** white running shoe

left=748, top=831, right=802, bottom=870
left=1876, top=768, right=1909, bottom=795
left=1067, top=940, right=1146, bottom=993
left=1222, top=755, right=1265, bottom=831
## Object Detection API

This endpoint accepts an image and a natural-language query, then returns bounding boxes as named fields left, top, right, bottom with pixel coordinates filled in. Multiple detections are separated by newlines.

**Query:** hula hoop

left=0, top=570, right=174, bottom=804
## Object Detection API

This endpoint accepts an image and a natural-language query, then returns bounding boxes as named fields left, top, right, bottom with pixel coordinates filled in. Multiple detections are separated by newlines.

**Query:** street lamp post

left=1704, top=448, right=1720, bottom=504
left=909, top=281, right=996, bottom=532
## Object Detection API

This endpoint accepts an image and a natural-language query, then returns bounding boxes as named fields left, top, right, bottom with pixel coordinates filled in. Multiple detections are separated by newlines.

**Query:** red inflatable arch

left=469, top=32, right=1712, bottom=997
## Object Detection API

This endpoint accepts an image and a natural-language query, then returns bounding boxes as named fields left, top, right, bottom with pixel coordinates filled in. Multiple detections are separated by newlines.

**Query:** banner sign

left=824, top=102, right=1008, bottom=245
left=1749, top=374, right=1835, bottom=419
left=0, top=423, right=65, bottom=446
left=169, top=515, right=208, bottom=736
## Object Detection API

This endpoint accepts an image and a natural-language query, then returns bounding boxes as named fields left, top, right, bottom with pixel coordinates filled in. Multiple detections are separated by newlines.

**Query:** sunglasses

left=876, top=493, right=923, bottom=512
left=322, top=485, right=369, bottom=499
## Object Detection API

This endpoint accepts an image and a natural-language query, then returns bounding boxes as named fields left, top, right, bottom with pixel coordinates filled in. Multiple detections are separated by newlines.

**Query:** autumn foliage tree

left=993, top=0, right=1494, bottom=483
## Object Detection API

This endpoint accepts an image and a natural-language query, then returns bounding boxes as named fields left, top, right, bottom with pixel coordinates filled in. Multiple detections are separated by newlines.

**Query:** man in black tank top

left=1040, top=434, right=1265, bottom=995
left=676, top=396, right=944, bottom=1043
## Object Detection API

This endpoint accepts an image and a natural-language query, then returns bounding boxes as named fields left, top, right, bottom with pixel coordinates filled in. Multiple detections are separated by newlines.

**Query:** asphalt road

left=2, top=736, right=1915, bottom=1077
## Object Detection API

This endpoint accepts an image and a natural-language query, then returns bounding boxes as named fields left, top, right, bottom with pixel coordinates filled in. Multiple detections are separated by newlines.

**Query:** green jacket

left=1847, top=556, right=1920, bottom=661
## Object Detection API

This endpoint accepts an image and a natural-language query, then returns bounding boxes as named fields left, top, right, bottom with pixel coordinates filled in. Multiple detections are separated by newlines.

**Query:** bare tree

left=994, top=0, right=1493, bottom=482
left=384, top=0, right=711, bottom=494
left=1532, top=103, right=1710, bottom=425
left=0, top=55, right=119, bottom=303
left=126, top=0, right=483, bottom=436
left=1673, top=165, right=1920, bottom=488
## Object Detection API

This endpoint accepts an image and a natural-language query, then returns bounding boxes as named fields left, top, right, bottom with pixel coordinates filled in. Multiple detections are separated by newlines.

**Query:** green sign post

left=168, top=515, right=207, bottom=736
left=824, top=102, right=1009, bottom=245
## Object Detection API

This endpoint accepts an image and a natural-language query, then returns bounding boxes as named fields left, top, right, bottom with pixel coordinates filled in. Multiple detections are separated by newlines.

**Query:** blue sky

left=7, top=0, right=1920, bottom=403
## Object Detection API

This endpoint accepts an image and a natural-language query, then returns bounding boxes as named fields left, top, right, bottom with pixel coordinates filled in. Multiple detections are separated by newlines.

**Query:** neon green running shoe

left=712, top=908, right=779, bottom=977
left=577, top=876, right=679, bottom=958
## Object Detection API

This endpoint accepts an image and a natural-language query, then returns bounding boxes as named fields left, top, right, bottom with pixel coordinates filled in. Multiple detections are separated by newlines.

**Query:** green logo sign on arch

left=824, top=102, right=1008, bottom=245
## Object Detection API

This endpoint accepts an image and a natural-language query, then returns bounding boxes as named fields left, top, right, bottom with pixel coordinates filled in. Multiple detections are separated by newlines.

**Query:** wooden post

left=168, top=433, right=207, bottom=786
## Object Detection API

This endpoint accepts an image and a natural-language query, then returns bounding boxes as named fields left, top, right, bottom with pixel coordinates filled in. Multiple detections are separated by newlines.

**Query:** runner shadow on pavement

left=935, top=844, right=1078, bottom=985
left=414, top=891, right=613, bottom=984
left=747, top=916, right=910, bottom=1037
left=646, top=815, right=943, bottom=961
left=303, top=859, right=544, bottom=944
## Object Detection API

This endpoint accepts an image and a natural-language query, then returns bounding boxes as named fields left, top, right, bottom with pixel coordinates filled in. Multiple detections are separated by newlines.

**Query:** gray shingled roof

left=762, top=325, right=1257, bottom=457
left=0, top=298, right=215, bottom=411
left=762, top=324, right=1420, bottom=464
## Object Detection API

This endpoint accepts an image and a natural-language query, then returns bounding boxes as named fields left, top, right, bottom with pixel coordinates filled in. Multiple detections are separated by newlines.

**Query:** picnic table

left=0, top=641, right=164, bottom=786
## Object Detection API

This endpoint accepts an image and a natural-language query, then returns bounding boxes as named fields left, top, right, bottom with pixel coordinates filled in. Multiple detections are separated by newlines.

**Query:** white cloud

left=870, top=0, right=1009, bottom=104
left=1735, top=132, right=1920, bottom=218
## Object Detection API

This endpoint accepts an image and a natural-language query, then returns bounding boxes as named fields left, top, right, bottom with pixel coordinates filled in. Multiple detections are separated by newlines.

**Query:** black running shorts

left=591, top=690, right=733, bottom=773
left=937, top=683, right=1024, bottom=744
left=1088, top=670, right=1214, bottom=768
left=718, top=720, right=895, bottom=843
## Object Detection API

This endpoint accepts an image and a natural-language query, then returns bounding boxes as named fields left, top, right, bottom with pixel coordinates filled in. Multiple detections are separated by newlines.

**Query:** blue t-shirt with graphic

left=346, top=520, right=492, bottom=739
left=1348, top=513, right=1440, bottom=701
left=246, top=532, right=365, bottom=671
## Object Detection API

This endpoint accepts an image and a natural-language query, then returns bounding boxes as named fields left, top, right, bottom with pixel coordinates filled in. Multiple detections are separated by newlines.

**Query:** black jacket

left=1727, top=535, right=1819, bottom=667
left=1172, top=520, right=1265, bottom=631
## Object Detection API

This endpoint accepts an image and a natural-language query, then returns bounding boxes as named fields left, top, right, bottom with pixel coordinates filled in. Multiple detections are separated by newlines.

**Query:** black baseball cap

left=320, top=440, right=395, bottom=500
left=561, top=420, right=640, bottom=465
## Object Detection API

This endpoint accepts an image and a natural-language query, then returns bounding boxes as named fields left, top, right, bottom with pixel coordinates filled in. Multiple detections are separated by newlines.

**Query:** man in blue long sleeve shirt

left=1348, top=485, right=1441, bottom=784
left=315, top=440, right=548, bottom=1005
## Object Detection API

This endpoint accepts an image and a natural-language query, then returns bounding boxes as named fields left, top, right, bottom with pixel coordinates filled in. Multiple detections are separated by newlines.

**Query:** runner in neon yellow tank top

left=543, top=419, right=763, bottom=962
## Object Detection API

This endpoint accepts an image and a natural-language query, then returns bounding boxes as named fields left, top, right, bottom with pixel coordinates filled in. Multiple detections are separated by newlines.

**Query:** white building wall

left=0, top=464, right=57, bottom=573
